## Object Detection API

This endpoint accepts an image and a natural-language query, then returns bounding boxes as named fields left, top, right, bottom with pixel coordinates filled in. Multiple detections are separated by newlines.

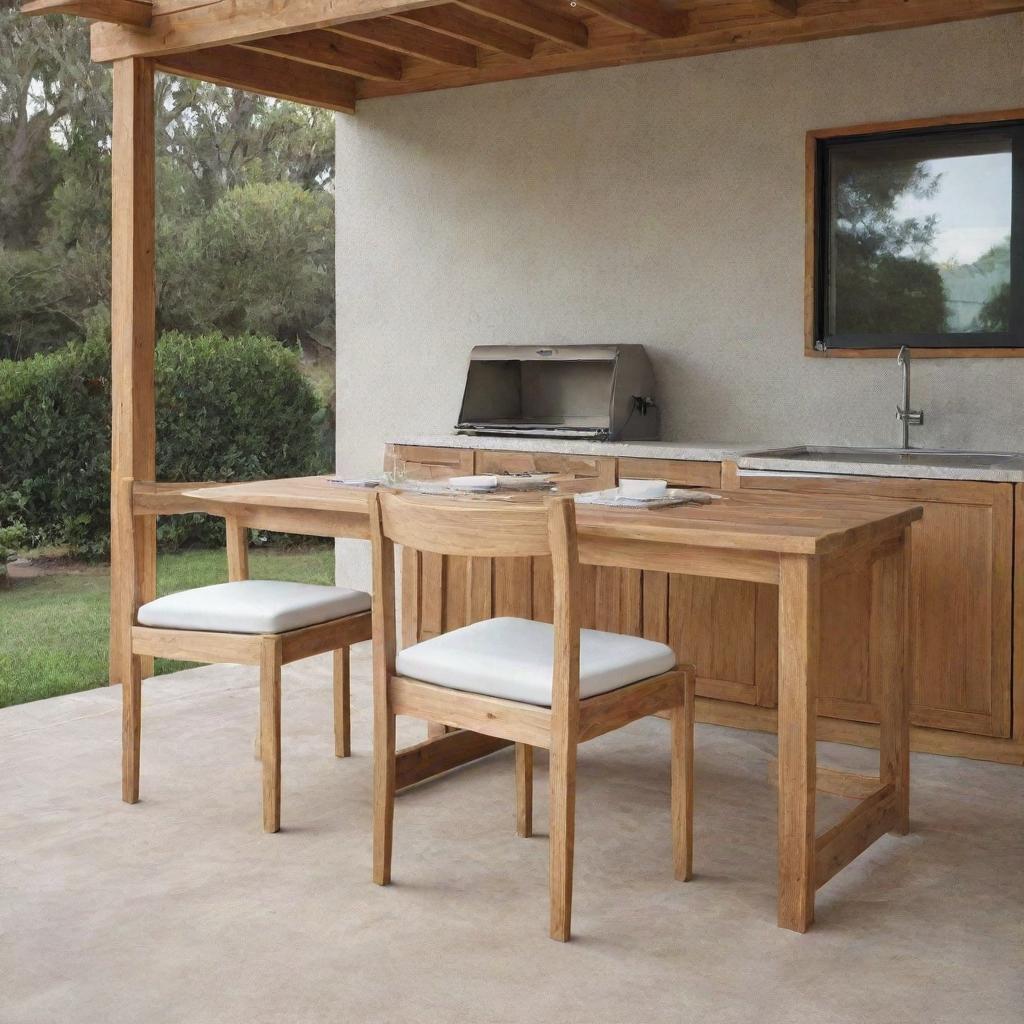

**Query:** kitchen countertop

left=389, top=434, right=764, bottom=463
left=391, top=435, right=1024, bottom=483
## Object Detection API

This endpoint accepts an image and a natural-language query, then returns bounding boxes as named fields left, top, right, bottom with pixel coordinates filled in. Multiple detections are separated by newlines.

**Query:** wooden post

left=109, top=57, right=157, bottom=686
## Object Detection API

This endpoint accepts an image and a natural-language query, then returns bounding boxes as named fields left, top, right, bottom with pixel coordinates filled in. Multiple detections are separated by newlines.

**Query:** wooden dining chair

left=121, top=482, right=372, bottom=833
left=369, top=489, right=697, bottom=941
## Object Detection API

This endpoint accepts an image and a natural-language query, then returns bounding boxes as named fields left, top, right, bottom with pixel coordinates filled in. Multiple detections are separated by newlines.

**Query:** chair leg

left=259, top=640, right=282, bottom=833
left=333, top=646, right=351, bottom=758
left=671, top=676, right=696, bottom=882
left=372, top=705, right=396, bottom=885
left=121, top=654, right=143, bottom=804
left=548, top=738, right=577, bottom=942
left=515, top=743, right=533, bottom=838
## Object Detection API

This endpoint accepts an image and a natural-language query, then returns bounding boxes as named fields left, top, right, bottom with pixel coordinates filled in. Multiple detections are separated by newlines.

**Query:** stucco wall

left=335, top=15, right=1024, bottom=585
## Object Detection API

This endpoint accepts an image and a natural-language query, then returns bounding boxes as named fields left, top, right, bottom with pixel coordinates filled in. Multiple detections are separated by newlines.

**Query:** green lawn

left=0, top=545, right=334, bottom=708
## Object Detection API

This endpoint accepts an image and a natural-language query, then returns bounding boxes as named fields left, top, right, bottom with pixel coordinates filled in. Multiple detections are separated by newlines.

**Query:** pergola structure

left=20, top=0, right=1024, bottom=687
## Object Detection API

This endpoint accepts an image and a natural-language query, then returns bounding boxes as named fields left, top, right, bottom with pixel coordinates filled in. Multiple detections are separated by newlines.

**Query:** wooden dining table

left=177, top=475, right=923, bottom=932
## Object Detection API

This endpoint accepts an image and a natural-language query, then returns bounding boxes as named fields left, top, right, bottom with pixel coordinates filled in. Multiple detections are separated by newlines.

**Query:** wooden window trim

left=805, top=107, right=1024, bottom=359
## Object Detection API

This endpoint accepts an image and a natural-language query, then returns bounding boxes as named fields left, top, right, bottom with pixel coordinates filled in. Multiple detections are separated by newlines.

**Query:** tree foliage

left=831, top=157, right=948, bottom=335
left=0, top=4, right=336, bottom=360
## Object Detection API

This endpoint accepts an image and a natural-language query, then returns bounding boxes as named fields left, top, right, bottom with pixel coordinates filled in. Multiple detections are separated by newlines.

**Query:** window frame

left=805, top=109, right=1024, bottom=359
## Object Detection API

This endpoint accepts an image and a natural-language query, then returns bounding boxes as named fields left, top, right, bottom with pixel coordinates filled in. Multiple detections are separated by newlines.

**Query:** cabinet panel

left=475, top=449, right=616, bottom=488
left=726, top=468, right=1013, bottom=737
left=617, top=457, right=721, bottom=489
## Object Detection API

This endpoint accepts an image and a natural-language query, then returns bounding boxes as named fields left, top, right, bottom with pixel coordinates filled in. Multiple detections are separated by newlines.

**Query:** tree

left=0, top=5, right=336, bottom=359
left=831, top=156, right=948, bottom=335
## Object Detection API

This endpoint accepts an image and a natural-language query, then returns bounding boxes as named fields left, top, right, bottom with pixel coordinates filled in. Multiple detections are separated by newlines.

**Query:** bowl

left=618, top=478, right=667, bottom=499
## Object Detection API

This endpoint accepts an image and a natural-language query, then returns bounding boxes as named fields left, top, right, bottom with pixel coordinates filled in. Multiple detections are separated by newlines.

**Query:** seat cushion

left=395, top=616, right=676, bottom=707
left=137, top=580, right=371, bottom=635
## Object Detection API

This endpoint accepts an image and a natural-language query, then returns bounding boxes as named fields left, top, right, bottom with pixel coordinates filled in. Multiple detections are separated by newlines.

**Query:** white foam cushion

left=395, top=616, right=676, bottom=707
left=137, top=580, right=370, bottom=635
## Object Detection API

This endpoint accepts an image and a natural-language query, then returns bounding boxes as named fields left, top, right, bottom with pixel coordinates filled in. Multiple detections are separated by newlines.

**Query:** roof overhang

left=21, top=0, right=1024, bottom=113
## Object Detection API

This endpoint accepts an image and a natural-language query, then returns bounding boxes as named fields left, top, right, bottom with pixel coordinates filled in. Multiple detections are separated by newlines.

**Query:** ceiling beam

left=570, top=0, right=688, bottom=38
left=155, top=45, right=357, bottom=114
left=393, top=6, right=536, bottom=59
left=755, top=0, right=798, bottom=15
left=240, top=29, right=403, bottom=81
left=328, top=18, right=478, bottom=67
left=452, top=0, right=588, bottom=49
left=22, top=0, right=152, bottom=27
left=359, top=0, right=1024, bottom=99
left=92, top=0, right=444, bottom=63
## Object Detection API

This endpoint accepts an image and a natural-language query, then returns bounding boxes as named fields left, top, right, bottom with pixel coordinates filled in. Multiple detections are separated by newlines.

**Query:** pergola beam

left=92, top=0, right=442, bottom=62
left=240, top=29, right=404, bottom=82
left=22, top=0, right=152, bottom=28
left=392, top=5, right=535, bottom=59
left=451, top=0, right=588, bottom=49
left=155, top=45, right=358, bottom=113
left=328, top=18, right=478, bottom=67
left=570, top=0, right=688, bottom=38
left=755, top=0, right=798, bottom=15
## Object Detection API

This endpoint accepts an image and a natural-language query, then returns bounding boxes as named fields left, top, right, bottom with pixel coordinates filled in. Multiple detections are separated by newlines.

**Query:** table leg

left=877, top=529, right=911, bottom=834
left=777, top=554, right=820, bottom=933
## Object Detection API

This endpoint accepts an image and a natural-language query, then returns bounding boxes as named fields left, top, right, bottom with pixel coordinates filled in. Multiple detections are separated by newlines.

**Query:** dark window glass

left=816, top=121, right=1023, bottom=349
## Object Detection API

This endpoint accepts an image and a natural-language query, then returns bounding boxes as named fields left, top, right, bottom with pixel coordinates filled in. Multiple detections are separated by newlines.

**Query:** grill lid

left=455, top=344, right=659, bottom=441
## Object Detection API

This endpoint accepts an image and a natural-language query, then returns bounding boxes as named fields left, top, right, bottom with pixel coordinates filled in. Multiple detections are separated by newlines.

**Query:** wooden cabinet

left=388, top=444, right=1019, bottom=754
left=726, top=469, right=1013, bottom=738
left=618, top=458, right=775, bottom=706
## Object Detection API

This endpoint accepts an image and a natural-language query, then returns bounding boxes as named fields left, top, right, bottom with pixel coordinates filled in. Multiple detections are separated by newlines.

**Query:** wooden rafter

left=240, top=29, right=403, bottom=82
left=156, top=45, right=357, bottom=113
left=755, top=0, right=798, bottom=16
left=451, top=0, right=589, bottom=49
left=22, top=0, right=151, bottom=27
left=328, top=18, right=478, bottom=68
left=570, top=0, right=688, bottom=39
left=359, top=0, right=1024, bottom=99
left=392, top=5, right=536, bottom=59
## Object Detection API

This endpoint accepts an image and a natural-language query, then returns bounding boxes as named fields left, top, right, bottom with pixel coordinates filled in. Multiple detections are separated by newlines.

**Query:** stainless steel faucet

left=895, top=345, right=924, bottom=450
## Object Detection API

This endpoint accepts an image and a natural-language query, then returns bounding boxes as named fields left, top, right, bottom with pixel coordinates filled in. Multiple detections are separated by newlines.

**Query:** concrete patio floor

left=2, top=644, right=1022, bottom=1024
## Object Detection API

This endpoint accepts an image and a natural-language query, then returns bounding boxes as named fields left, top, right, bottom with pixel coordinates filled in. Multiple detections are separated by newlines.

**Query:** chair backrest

left=369, top=489, right=582, bottom=711
left=376, top=490, right=554, bottom=559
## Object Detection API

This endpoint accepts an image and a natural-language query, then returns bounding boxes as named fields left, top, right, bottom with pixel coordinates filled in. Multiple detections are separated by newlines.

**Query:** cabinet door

left=639, top=570, right=776, bottom=706
left=727, top=469, right=1013, bottom=738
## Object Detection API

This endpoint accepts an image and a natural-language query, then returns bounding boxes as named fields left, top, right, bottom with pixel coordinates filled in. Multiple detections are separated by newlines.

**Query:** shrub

left=0, top=523, right=27, bottom=585
left=0, top=332, right=328, bottom=557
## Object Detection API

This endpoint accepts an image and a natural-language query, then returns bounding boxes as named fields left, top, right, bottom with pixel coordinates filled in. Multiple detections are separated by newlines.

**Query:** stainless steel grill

left=455, top=344, right=659, bottom=441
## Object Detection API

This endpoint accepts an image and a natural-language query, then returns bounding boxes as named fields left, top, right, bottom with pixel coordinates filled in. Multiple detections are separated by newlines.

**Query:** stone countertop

left=736, top=448, right=1024, bottom=484
left=388, top=434, right=767, bottom=463
left=390, top=435, right=1024, bottom=483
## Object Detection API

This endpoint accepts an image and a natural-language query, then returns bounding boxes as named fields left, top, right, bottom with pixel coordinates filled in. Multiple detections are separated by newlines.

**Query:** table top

left=186, top=477, right=922, bottom=557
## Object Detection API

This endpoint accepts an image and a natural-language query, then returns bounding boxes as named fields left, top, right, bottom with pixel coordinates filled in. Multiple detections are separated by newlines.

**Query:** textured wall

left=335, top=15, right=1024, bottom=583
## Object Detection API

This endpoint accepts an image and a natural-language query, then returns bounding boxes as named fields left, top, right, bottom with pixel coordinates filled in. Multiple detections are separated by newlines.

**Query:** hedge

left=0, top=332, right=328, bottom=557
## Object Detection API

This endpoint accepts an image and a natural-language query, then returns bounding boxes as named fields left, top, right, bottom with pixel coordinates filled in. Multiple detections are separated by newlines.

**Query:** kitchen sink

left=744, top=446, right=1024, bottom=470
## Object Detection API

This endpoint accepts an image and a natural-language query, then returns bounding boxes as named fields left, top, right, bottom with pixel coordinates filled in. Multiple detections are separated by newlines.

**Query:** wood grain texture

left=776, top=554, right=819, bottom=933
left=730, top=470, right=1012, bottom=737
left=156, top=46, right=358, bottom=113
left=516, top=742, right=533, bottom=837
left=109, top=58, right=156, bottom=689
left=240, top=29, right=404, bottom=80
left=333, top=647, right=352, bottom=757
left=22, top=0, right=152, bottom=27
left=259, top=637, right=282, bottom=833
left=328, top=18, right=478, bottom=66
left=91, top=0, right=1024, bottom=114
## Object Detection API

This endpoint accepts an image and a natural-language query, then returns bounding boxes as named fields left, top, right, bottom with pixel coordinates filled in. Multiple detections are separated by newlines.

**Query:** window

left=809, top=114, right=1024, bottom=353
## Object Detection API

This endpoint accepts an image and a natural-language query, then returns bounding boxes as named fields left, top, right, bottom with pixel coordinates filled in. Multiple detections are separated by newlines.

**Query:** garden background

left=0, top=2, right=337, bottom=705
